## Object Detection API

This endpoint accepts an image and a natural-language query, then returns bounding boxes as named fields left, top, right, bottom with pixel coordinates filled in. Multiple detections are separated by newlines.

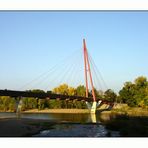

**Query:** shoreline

left=0, top=108, right=148, bottom=137
left=0, top=118, right=53, bottom=137
left=21, top=107, right=148, bottom=117
left=0, top=107, right=148, bottom=117
left=23, top=109, right=90, bottom=114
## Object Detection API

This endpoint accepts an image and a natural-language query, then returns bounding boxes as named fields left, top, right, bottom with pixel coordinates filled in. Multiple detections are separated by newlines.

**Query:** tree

left=68, top=87, right=76, bottom=96
left=119, top=76, right=148, bottom=107
left=134, top=76, right=147, bottom=88
left=52, top=84, right=69, bottom=95
left=76, top=85, right=86, bottom=97
left=9, top=98, right=16, bottom=111
left=29, top=89, right=45, bottom=93
left=0, top=96, right=16, bottom=111
left=104, top=89, right=117, bottom=102
left=119, top=82, right=137, bottom=106
left=0, top=96, right=11, bottom=111
left=38, top=99, right=45, bottom=110
left=21, top=97, right=37, bottom=111
left=90, top=88, right=104, bottom=99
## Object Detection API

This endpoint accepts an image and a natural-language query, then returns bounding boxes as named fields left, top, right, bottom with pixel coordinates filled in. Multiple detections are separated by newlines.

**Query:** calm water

left=0, top=112, right=120, bottom=137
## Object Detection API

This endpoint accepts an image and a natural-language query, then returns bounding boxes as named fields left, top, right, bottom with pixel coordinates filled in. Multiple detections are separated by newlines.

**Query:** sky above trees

left=0, top=11, right=148, bottom=92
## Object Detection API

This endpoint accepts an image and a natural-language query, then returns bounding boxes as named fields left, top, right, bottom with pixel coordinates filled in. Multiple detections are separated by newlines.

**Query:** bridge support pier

left=86, top=101, right=97, bottom=114
left=91, top=101, right=97, bottom=113
left=16, top=97, right=23, bottom=118
left=86, top=100, right=102, bottom=114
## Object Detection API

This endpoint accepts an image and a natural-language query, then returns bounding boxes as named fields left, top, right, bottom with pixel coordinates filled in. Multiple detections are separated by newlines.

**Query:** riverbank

left=22, top=107, right=148, bottom=117
left=98, top=106, right=148, bottom=137
left=23, top=109, right=90, bottom=114
left=1, top=106, right=148, bottom=117
left=0, top=118, right=57, bottom=137
left=103, top=107, right=148, bottom=117
left=0, top=107, right=148, bottom=137
left=100, top=111, right=148, bottom=137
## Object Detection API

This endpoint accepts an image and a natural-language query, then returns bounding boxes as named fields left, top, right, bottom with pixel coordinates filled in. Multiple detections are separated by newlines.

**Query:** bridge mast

left=83, top=39, right=97, bottom=113
left=83, top=39, right=96, bottom=102
left=83, top=39, right=89, bottom=98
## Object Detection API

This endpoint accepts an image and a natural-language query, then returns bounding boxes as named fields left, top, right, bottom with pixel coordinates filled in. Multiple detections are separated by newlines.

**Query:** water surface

left=0, top=112, right=120, bottom=137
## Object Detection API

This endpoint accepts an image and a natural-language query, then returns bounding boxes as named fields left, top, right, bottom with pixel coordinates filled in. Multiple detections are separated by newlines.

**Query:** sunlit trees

left=119, top=76, right=148, bottom=107
left=21, top=98, right=38, bottom=111
left=119, top=82, right=136, bottom=106
left=1, top=76, right=148, bottom=111
left=38, top=99, right=45, bottom=110
left=0, top=96, right=16, bottom=111
left=53, top=84, right=69, bottom=95
left=68, top=87, right=76, bottom=96
left=134, top=76, right=147, bottom=88
left=104, top=89, right=117, bottom=102
left=9, top=98, right=16, bottom=111
left=76, top=85, right=86, bottom=97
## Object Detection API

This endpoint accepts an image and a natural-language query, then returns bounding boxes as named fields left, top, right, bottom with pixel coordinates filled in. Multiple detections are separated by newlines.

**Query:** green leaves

left=104, top=89, right=117, bottom=102
left=53, top=84, right=75, bottom=95
left=76, top=85, right=86, bottom=97
left=119, top=76, right=148, bottom=107
left=0, top=76, right=148, bottom=111
left=0, top=96, right=16, bottom=111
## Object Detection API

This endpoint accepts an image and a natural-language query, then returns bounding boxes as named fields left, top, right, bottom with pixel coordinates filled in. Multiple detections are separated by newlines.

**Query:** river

left=0, top=112, right=120, bottom=137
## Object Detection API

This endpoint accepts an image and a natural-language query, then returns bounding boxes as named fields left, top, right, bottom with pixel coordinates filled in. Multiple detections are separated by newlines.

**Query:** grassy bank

left=101, top=114, right=148, bottom=137
left=99, top=106, right=148, bottom=137
left=1, top=105, right=148, bottom=117
left=110, top=107, right=148, bottom=117
left=22, top=105, right=148, bottom=116
left=23, top=109, right=90, bottom=114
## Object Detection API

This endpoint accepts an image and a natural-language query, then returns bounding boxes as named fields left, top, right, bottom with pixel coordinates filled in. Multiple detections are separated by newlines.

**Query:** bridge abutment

left=86, top=101, right=97, bottom=114
left=16, top=97, right=23, bottom=118
left=91, top=101, right=97, bottom=113
left=86, top=100, right=103, bottom=114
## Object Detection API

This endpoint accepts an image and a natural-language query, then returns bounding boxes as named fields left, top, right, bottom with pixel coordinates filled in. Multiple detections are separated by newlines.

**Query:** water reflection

left=21, top=113, right=99, bottom=123
left=0, top=112, right=100, bottom=123
left=0, top=112, right=120, bottom=137
left=90, top=113, right=97, bottom=123
left=22, top=113, right=102, bottom=123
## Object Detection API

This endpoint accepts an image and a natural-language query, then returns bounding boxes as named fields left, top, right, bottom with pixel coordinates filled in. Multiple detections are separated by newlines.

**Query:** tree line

left=0, top=76, right=148, bottom=111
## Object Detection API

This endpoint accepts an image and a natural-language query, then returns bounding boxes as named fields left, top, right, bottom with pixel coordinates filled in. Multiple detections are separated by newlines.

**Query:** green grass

left=103, top=114, right=148, bottom=137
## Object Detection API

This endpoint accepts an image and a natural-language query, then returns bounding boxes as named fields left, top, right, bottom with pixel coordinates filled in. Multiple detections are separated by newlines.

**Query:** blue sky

left=0, top=11, right=148, bottom=92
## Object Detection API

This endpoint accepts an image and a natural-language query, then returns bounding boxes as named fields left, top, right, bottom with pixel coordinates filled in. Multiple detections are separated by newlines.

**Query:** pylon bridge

left=0, top=39, right=115, bottom=113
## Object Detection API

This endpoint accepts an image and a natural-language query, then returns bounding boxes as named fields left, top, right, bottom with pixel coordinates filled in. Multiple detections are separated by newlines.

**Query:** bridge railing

left=0, top=89, right=92, bottom=101
left=0, top=89, right=114, bottom=104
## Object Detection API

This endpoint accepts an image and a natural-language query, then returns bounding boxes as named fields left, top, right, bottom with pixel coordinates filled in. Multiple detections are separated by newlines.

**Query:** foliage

left=47, top=99, right=62, bottom=109
left=119, top=76, right=148, bottom=107
left=21, top=97, right=38, bottom=111
left=27, top=89, right=45, bottom=93
left=104, top=89, right=117, bottom=102
left=38, top=99, right=45, bottom=110
left=52, top=84, right=69, bottom=95
left=1, top=76, right=148, bottom=111
left=0, top=96, right=16, bottom=111
left=75, top=85, right=86, bottom=97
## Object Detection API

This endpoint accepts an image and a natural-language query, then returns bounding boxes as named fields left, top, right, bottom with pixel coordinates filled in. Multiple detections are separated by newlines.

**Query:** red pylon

left=83, top=39, right=96, bottom=102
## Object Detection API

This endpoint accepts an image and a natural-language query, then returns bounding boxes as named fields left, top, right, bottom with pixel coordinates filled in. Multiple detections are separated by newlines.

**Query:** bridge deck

left=0, top=89, right=94, bottom=102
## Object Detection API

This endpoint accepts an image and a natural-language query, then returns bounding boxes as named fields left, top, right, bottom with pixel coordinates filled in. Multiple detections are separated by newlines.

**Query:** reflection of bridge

left=0, top=39, right=114, bottom=113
